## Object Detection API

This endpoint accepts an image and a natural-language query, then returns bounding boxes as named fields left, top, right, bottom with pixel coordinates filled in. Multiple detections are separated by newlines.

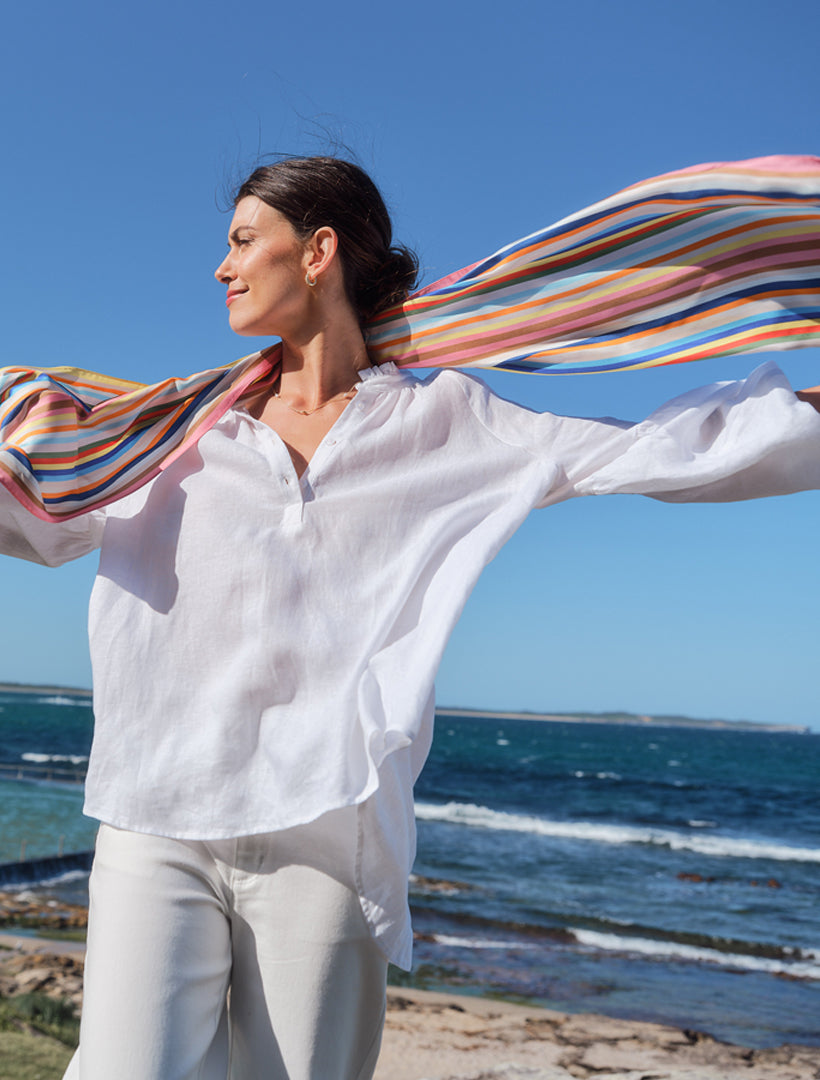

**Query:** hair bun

left=358, top=246, right=419, bottom=323
left=234, top=156, right=419, bottom=326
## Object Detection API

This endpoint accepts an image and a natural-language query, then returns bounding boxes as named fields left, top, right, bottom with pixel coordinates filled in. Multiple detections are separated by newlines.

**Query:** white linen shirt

left=2, top=360, right=820, bottom=967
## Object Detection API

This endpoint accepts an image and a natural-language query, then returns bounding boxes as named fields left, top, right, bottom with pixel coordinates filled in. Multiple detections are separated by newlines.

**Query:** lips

left=226, top=290, right=246, bottom=306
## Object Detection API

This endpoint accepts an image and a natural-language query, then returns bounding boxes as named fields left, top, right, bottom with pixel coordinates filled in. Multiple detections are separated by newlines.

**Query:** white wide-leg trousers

left=63, top=823, right=387, bottom=1080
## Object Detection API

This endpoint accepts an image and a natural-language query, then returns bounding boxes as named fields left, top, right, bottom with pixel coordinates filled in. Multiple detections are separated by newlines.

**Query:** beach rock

left=575, top=1035, right=724, bottom=1074
left=420, top=1069, right=572, bottom=1080
left=557, top=1013, right=686, bottom=1044
left=409, top=874, right=473, bottom=896
left=0, top=946, right=85, bottom=1009
left=0, top=890, right=88, bottom=930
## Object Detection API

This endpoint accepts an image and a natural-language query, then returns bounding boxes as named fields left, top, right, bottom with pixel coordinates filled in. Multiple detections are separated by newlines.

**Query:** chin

left=229, top=314, right=281, bottom=338
left=229, top=317, right=261, bottom=337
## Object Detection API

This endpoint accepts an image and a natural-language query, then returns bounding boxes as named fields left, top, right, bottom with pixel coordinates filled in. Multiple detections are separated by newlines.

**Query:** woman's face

left=215, top=197, right=309, bottom=338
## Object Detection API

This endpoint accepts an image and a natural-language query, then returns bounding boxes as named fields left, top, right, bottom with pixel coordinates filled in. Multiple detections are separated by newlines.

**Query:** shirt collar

left=356, top=362, right=415, bottom=388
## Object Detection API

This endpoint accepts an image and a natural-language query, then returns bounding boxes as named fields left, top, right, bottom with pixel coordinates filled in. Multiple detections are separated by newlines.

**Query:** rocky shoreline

left=0, top=891, right=87, bottom=1015
left=0, top=942, right=85, bottom=1013
left=0, top=890, right=88, bottom=934
left=1, top=891, right=818, bottom=1079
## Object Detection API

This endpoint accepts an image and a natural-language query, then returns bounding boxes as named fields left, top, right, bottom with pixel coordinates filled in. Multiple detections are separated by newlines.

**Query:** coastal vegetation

left=0, top=1028, right=72, bottom=1080
left=0, top=991, right=76, bottom=1079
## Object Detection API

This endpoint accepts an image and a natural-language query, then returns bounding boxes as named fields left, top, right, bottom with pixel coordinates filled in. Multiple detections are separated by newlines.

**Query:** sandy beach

left=1, top=925, right=818, bottom=1080
left=376, top=985, right=820, bottom=1080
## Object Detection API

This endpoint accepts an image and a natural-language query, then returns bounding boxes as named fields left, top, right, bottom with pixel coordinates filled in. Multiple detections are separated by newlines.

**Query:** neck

left=276, top=318, right=370, bottom=411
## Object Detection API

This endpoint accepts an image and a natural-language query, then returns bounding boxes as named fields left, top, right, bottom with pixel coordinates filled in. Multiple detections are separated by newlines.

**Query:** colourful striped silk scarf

left=2, top=155, right=818, bottom=521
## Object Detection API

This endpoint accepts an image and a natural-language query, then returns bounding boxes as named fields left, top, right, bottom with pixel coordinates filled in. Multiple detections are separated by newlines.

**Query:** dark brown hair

left=234, top=157, right=418, bottom=325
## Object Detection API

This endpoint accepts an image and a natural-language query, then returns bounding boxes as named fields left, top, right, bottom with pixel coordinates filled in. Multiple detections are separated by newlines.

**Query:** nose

left=214, top=252, right=234, bottom=284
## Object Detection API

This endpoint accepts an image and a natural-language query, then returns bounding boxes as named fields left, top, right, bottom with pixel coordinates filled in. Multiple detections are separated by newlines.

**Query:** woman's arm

left=0, top=485, right=104, bottom=566
left=795, top=386, right=820, bottom=412
left=457, top=361, right=820, bottom=508
left=563, top=362, right=820, bottom=503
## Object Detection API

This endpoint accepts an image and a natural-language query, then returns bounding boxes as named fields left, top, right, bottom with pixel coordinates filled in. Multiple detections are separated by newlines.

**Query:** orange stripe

left=373, top=244, right=820, bottom=358
left=381, top=228, right=816, bottom=350
left=395, top=285, right=820, bottom=367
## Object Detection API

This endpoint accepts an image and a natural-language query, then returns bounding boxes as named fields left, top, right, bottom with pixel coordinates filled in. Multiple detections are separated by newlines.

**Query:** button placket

left=279, top=468, right=305, bottom=530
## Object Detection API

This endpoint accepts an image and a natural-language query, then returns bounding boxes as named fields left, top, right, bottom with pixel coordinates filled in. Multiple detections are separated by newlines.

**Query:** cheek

left=237, top=247, right=263, bottom=278
left=250, top=247, right=296, bottom=286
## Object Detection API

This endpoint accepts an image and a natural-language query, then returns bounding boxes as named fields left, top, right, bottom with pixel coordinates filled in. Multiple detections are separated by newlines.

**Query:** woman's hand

left=795, top=386, right=820, bottom=413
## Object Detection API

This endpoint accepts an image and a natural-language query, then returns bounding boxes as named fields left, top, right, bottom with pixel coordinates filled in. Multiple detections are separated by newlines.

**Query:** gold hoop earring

left=305, top=272, right=317, bottom=287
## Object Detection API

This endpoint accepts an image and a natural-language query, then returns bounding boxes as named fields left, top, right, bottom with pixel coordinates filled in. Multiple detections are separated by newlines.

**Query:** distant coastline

left=0, top=682, right=92, bottom=700
left=0, top=683, right=810, bottom=733
left=435, top=706, right=811, bottom=735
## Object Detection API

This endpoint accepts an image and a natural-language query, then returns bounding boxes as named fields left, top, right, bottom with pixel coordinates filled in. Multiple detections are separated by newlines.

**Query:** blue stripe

left=497, top=303, right=820, bottom=375
left=32, top=377, right=228, bottom=501
left=439, top=188, right=820, bottom=288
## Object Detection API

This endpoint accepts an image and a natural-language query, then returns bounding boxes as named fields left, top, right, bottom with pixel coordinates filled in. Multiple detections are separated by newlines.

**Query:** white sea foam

left=34, top=868, right=91, bottom=888
left=35, top=696, right=91, bottom=707
left=571, top=928, right=820, bottom=980
left=414, top=801, right=820, bottom=864
left=573, top=770, right=622, bottom=780
left=431, top=934, right=538, bottom=951
left=22, top=753, right=89, bottom=765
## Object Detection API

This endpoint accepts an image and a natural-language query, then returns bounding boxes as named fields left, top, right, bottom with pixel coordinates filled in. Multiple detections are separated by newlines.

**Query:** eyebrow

left=228, top=225, right=257, bottom=243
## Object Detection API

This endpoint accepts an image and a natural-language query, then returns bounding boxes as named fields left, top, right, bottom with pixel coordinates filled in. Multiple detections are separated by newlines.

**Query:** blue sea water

left=0, top=692, right=95, bottom=865
left=1, top=691, right=819, bottom=1049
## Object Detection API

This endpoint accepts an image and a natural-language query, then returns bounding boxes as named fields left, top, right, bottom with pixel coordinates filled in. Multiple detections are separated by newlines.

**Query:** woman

left=0, top=156, right=819, bottom=1080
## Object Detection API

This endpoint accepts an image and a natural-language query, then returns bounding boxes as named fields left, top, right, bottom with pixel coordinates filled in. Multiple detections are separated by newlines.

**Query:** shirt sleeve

left=572, top=361, right=820, bottom=503
left=0, top=485, right=105, bottom=566
left=466, top=361, right=820, bottom=507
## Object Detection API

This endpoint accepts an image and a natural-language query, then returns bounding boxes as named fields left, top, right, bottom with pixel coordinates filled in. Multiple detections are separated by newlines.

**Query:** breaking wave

left=414, top=801, right=820, bottom=864
left=21, top=753, right=89, bottom=766
left=571, top=928, right=820, bottom=980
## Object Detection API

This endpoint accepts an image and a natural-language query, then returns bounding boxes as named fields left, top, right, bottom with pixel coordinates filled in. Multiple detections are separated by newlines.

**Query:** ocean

left=1, top=690, right=818, bottom=1050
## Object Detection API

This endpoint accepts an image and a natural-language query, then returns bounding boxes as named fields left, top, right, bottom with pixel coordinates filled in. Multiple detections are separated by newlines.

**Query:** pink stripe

left=157, top=347, right=280, bottom=476
left=629, top=156, right=820, bottom=186
left=0, top=466, right=51, bottom=521
left=378, top=234, right=818, bottom=359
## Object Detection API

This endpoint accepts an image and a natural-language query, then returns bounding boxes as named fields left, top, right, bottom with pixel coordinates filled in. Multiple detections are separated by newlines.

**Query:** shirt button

left=282, top=476, right=290, bottom=485
left=327, top=439, right=337, bottom=447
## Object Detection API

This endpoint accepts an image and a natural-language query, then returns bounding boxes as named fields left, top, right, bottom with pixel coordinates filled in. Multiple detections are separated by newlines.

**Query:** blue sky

left=1, top=0, right=819, bottom=728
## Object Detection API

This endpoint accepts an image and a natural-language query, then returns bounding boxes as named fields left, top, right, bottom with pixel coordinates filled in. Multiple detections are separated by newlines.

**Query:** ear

left=303, top=226, right=339, bottom=283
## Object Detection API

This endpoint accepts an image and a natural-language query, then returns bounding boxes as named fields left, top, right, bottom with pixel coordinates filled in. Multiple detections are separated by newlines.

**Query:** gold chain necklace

left=272, top=384, right=358, bottom=417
